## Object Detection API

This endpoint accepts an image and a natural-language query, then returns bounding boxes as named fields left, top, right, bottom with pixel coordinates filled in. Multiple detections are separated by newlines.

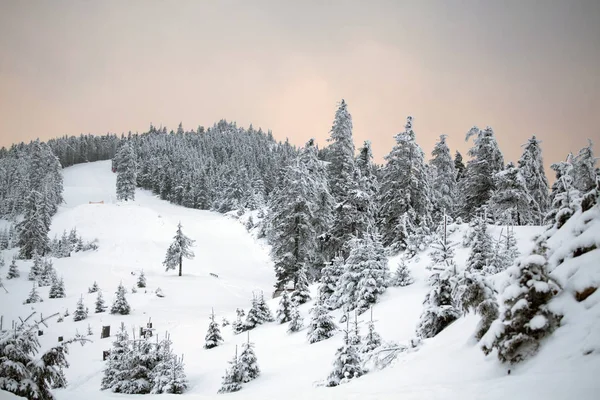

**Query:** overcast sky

left=1, top=0, right=599, bottom=171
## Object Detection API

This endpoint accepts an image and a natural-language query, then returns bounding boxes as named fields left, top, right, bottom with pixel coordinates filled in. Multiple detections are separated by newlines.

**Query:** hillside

left=1, top=161, right=599, bottom=400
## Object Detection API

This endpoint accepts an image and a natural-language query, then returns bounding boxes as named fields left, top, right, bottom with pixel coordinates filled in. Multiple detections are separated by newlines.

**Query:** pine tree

left=28, top=251, right=43, bottom=281
left=95, top=291, right=107, bottom=313
left=17, top=190, right=50, bottom=259
left=454, top=150, right=466, bottom=181
left=49, top=276, right=66, bottom=298
left=417, top=263, right=459, bottom=339
left=466, top=217, right=494, bottom=272
left=287, top=302, right=304, bottom=333
left=572, top=140, right=598, bottom=193
left=546, top=157, right=581, bottom=228
left=318, top=255, right=345, bottom=309
left=110, top=282, right=131, bottom=315
left=291, top=265, right=311, bottom=305
left=391, top=259, right=414, bottom=287
left=518, top=136, right=550, bottom=222
left=307, top=298, right=337, bottom=344
left=243, top=293, right=272, bottom=331
left=23, top=282, right=43, bottom=304
left=482, top=244, right=560, bottom=363
left=137, top=270, right=146, bottom=288
left=256, top=291, right=274, bottom=323
left=239, top=334, right=260, bottom=383
left=115, top=142, right=137, bottom=201
left=489, top=163, right=539, bottom=225
left=378, top=116, right=432, bottom=251
left=163, top=222, right=195, bottom=277
left=87, top=324, right=93, bottom=336
left=39, top=259, right=57, bottom=287
left=0, top=312, right=84, bottom=400
left=362, top=309, right=382, bottom=353
left=151, top=335, right=187, bottom=394
left=462, top=126, right=504, bottom=220
left=453, top=269, right=499, bottom=340
left=73, top=295, right=88, bottom=321
left=88, top=281, right=100, bottom=293
left=326, top=99, right=356, bottom=202
left=204, top=309, right=224, bottom=349
left=218, top=347, right=243, bottom=394
left=232, top=308, right=246, bottom=335
left=101, top=322, right=131, bottom=391
left=276, top=291, right=292, bottom=324
left=326, top=322, right=364, bottom=387
left=430, top=135, right=457, bottom=220
left=6, top=257, right=19, bottom=279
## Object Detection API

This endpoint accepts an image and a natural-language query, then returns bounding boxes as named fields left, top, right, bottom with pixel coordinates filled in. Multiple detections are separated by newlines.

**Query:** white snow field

left=1, top=160, right=599, bottom=400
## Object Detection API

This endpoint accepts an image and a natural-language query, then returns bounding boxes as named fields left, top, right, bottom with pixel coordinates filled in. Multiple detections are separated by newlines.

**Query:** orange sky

left=1, top=1, right=599, bottom=173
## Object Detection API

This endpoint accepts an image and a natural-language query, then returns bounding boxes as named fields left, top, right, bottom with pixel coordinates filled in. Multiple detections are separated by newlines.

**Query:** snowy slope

left=1, top=161, right=599, bottom=400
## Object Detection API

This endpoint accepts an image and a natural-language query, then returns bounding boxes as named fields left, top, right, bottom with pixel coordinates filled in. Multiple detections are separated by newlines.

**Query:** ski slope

left=1, top=160, right=599, bottom=400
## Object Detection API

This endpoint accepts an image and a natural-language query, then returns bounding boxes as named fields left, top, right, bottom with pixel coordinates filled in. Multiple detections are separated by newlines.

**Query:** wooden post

left=101, top=325, right=110, bottom=339
left=58, top=336, right=63, bottom=342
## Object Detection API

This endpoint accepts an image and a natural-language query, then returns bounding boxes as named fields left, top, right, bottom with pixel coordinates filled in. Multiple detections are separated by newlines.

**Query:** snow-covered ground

left=1, top=161, right=599, bottom=399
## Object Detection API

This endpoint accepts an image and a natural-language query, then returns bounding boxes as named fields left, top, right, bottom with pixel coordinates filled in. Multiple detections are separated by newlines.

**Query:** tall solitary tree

left=115, top=142, right=137, bottom=201
left=518, top=136, right=550, bottom=222
left=163, top=222, right=195, bottom=277
left=430, top=135, right=457, bottom=220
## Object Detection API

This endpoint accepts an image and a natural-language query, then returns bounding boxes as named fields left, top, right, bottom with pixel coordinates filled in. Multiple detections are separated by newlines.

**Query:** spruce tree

left=417, top=264, right=459, bottom=339
left=462, top=126, right=504, bottom=220
left=518, top=136, right=550, bottom=222
left=291, top=265, right=311, bottom=305
left=163, top=222, right=195, bottom=276
left=95, top=291, right=107, bottom=313
left=17, top=190, right=50, bottom=259
left=489, top=163, right=539, bottom=225
left=73, top=295, right=88, bottom=321
left=6, top=257, right=19, bottom=279
left=115, top=142, right=137, bottom=201
left=482, top=244, right=560, bottom=363
left=256, top=291, right=274, bottom=323
left=137, top=270, right=146, bottom=288
left=88, top=281, right=100, bottom=293
left=362, top=310, right=382, bottom=353
left=378, top=116, right=432, bottom=251
left=101, top=322, right=131, bottom=391
left=218, top=347, right=243, bottom=394
left=466, top=217, right=494, bottom=271
left=287, top=302, right=304, bottom=333
left=239, top=334, right=260, bottom=383
left=453, top=269, right=499, bottom=340
left=307, top=298, right=337, bottom=344
left=454, top=150, right=466, bottom=181
left=326, top=323, right=364, bottom=387
left=23, top=282, right=43, bottom=304
left=39, top=259, right=57, bottom=287
left=232, top=308, right=246, bottom=335
left=204, top=309, right=224, bottom=349
left=151, top=335, right=187, bottom=394
left=49, top=276, right=66, bottom=299
left=28, top=251, right=43, bottom=281
left=391, top=259, right=414, bottom=287
left=243, top=293, right=272, bottom=331
left=110, top=282, right=131, bottom=315
left=546, top=157, right=581, bottom=228
left=326, top=99, right=356, bottom=202
left=572, top=140, right=598, bottom=193
left=276, top=291, right=292, bottom=324
left=318, top=255, right=344, bottom=309
left=430, top=135, right=457, bottom=220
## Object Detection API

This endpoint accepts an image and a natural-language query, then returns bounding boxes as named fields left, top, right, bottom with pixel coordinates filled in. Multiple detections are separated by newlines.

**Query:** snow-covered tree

left=378, top=116, right=432, bottom=251
left=461, top=126, right=504, bottom=220
left=232, top=308, right=246, bottom=335
left=17, top=190, right=50, bottom=259
left=276, top=291, right=292, bottom=324
left=101, top=322, right=130, bottom=391
left=416, top=264, right=459, bottom=339
left=489, top=163, right=539, bottom=225
left=163, top=222, right=195, bottom=277
left=430, top=135, right=457, bottom=220
left=326, top=99, right=356, bottom=202
left=287, top=302, right=304, bottom=333
left=487, top=227, right=519, bottom=274
left=115, top=142, right=137, bottom=201
left=318, top=255, right=344, bottom=308
left=466, top=217, right=494, bottom=272
left=23, top=282, right=43, bottom=304
left=137, top=270, right=146, bottom=288
left=6, top=257, right=19, bottom=279
left=482, top=244, right=560, bottom=363
left=290, top=265, right=311, bottom=305
left=361, top=312, right=382, bottom=354
left=73, top=296, right=88, bottom=322
left=151, top=335, right=187, bottom=394
left=28, top=251, right=43, bottom=281
left=88, top=281, right=100, bottom=293
left=243, top=293, right=273, bottom=331
left=204, top=309, right=223, bottom=349
left=454, top=150, right=466, bottom=181
left=218, top=347, right=242, bottom=394
left=546, top=156, right=581, bottom=228
left=390, top=259, right=414, bottom=287
left=326, top=324, right=364, bottom=387
left=307, top=298, right=337, bottom=344
left=572, top=140, right=598, bottom=193
left=453, top=269, right=499, bottom=339
left=49, top=276, right=66, bottom=299
left=110, top=282, right=131, bottom=315
left=239, top=335, right=260, bottom=383
left=518, top=136, right=550, bottom=221
left=0, top=312, right=86, bottom=400
left=95, top=291, right=107, bottom=313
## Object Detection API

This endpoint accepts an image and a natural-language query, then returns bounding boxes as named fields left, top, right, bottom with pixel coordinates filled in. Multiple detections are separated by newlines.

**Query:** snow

left=1, top=160, right=599, bottom=400
left=527, top=315, right=548, bottom=330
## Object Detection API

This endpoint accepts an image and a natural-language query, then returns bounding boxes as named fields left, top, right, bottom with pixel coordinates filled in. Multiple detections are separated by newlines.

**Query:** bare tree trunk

left=179, top=254, right=182, bottom=277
